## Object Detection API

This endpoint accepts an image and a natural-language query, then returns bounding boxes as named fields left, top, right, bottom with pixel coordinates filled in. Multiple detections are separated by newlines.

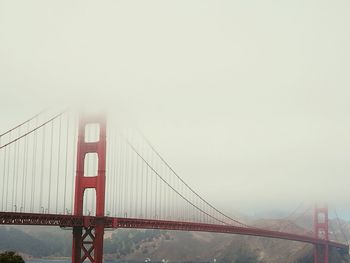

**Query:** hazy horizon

left=1, top=1, right=350, bottom=220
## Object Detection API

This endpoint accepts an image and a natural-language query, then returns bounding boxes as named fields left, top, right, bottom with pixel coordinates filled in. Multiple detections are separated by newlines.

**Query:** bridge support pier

left=314, top=244, right=329, bottom=263
left=72, top=115, right=107, bottom=263
left=314, top=205, right=329, bottom=263
left=72, top=225, right=105, bottom=262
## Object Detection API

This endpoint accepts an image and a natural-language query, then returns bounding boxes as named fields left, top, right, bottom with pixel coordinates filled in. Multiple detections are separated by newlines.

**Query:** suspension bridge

left=0, top=110, right=348, bottom=263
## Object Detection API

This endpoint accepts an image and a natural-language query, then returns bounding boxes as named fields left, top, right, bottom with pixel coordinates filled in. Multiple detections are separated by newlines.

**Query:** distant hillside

left=0, top=227, right=44, bottom=257
left=1, top=216, right=350, bottom=263
left=112, top=229, right=349, bottom=263
left=0, top=226, right=71, bottom=258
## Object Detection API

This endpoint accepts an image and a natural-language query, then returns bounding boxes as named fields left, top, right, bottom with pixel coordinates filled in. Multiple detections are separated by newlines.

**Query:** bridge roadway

left=1, top=212, right=348, bottom=253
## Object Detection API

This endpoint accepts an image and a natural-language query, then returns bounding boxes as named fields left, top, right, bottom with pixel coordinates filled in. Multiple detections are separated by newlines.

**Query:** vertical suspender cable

left=48, top=120, right=54, bottom=213
left=5, top=132, right=11, bottom=211
left=11, top=129, right=18, bottom=211
left=113, top=131, right=118, bottom=216
left=112, top=130, right=117, bottom=216
left=165, top=166, right=168, bottom=219
left=0, top=136, right=2, bottom=210
left=121, top=137, right=126, bottom=216
left=129, top=132, right=134, bottom=217
left=55, top=115, right=62, bottom=213
left=39, top=124, right=46, bottom=212
left=63, top=114, right=69, bottom=213
left=140, top=140, right=144, bottom=217
left=159, top=162, right=162, bottom=219
left=22, top=123, right=30, bottom=212
left=149, top=148, right=153, bottom=218
left=116, top=132, right=121, bottom=216
left=171, top=169, right=174, bottom=220
left=145, top=145, right=149, bottom=218
left=135, top=138, right=139, bottom=217
left=111, top=132, right=115, bottom=216
left=154, top=150, right=157, bottom=218
left=125, top=135, right=129, bottom=217
left=30, top=120, right=38, bottom=212
left=14, top=127, right=21, bottom=212
left=106, top=128, right=112, bottom=215
left=1, top=136, right=6, bottom=211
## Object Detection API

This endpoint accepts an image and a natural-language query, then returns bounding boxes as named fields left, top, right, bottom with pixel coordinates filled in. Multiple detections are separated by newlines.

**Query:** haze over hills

left=1, top=213, right=350, bottom=263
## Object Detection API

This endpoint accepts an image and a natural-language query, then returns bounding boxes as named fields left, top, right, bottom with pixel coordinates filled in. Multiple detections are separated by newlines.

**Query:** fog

left=1, top=1, right=350, bottom=218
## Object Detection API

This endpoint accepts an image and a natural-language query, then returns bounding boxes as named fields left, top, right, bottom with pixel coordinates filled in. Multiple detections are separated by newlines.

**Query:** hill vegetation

left=1, top=217, right=350, bottom=263
left=0, top=251, right=24, bottom=263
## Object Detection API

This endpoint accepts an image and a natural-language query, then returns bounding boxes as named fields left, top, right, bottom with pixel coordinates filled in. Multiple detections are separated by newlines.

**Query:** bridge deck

left=0, top=212, right=348, bottom=253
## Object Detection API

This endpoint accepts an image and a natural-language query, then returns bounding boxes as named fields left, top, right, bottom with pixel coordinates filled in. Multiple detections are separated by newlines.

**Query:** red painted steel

left=0, top=212, right=116, bottom=227
left=1, top=212, right=348, bottom=255
left=314, top=205, right=329, bottom=263
left=72, top=115, right=107, bottom=263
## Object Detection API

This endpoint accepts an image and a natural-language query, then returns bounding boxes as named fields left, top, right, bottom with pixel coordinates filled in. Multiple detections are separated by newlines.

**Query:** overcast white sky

left=1, top=1, right=350, bottom=218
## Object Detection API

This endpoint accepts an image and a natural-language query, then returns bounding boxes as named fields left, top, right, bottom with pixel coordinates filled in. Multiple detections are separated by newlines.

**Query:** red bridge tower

left=314, top=205, right=329, bottom=263
left=72, top=114, right=107, bottom=263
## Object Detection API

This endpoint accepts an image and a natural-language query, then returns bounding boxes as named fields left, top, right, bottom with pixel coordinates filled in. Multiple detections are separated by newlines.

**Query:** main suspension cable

left=136, top=130, right=248, bottom=227
left=0, top=108, right=48, bottom=138
left=124, top=137, right=233, bottom=226
left=0, top=111, right=66, bottom=150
